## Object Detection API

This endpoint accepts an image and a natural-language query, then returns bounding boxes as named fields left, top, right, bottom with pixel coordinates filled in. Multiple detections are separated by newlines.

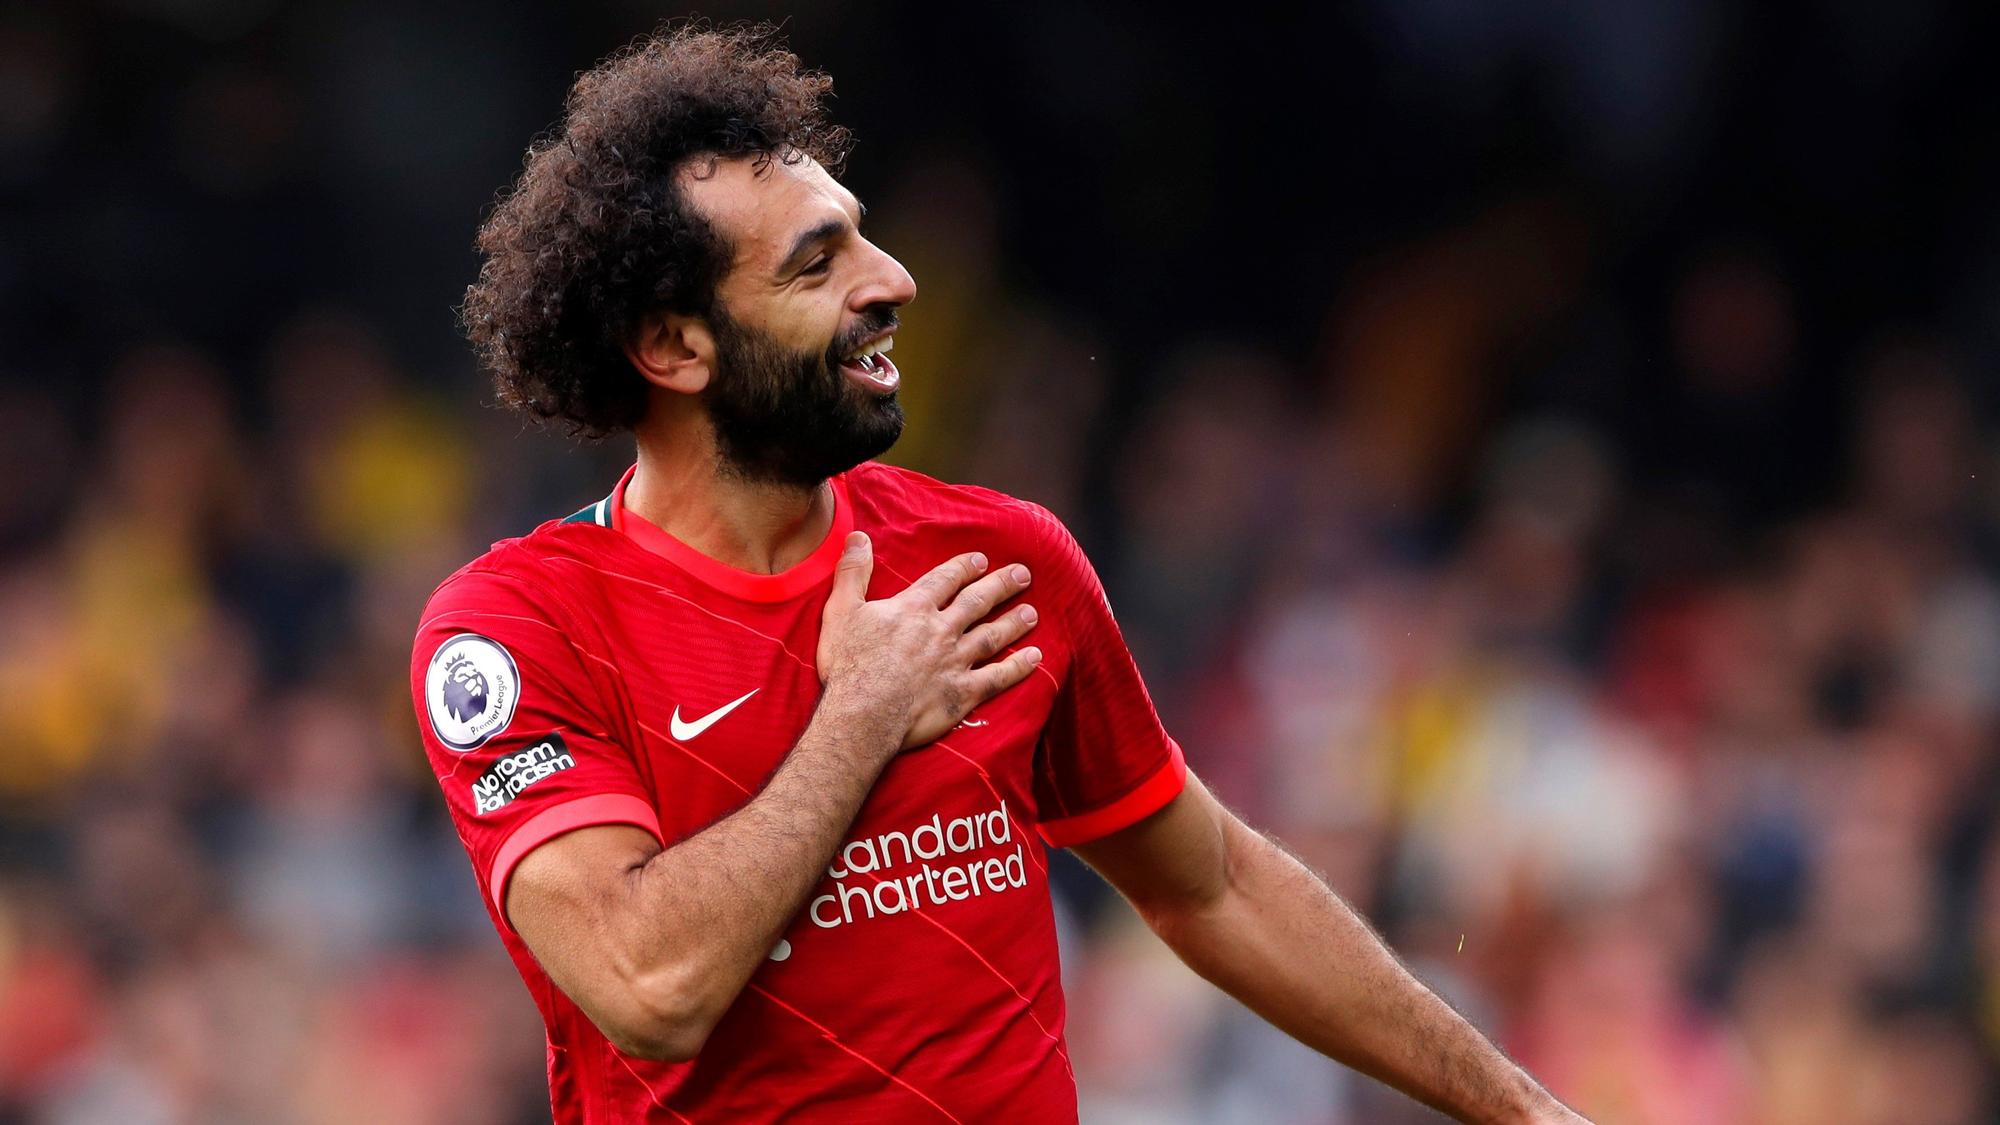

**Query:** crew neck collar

left=607, top=463, right=853, bottom=603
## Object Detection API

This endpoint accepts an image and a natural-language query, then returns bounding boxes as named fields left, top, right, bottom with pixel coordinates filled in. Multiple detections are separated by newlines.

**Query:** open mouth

left=838, top=334, right=900, bottom=394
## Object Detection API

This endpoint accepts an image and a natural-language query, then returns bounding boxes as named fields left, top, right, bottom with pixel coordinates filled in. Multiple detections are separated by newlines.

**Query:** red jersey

left=410, top=461, right=1186, bottom=1123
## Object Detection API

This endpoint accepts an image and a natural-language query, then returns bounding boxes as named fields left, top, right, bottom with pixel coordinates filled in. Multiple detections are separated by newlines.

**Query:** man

left=416, top=24, right=1590, bottom=1124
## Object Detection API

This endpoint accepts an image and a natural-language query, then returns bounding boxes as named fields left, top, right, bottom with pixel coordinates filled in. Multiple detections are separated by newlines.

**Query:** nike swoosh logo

left=670, top=689, right=758, bottom=740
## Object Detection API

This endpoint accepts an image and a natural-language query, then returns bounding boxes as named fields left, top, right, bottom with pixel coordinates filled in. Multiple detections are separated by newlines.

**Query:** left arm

left=1074, top=772, right=1588, bottom=1125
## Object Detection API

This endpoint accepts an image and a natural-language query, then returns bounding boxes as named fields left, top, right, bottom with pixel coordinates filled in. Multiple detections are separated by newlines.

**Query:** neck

left=625, top=416, right=834, bottom=575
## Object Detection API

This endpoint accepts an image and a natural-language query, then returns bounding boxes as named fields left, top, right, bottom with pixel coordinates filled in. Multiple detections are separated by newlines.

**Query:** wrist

left=814, top=681, right=905, bottom=756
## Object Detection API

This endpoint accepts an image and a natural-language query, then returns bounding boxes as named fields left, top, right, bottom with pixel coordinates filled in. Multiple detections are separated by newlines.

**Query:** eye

left=800, top=254, right=832, bottom=277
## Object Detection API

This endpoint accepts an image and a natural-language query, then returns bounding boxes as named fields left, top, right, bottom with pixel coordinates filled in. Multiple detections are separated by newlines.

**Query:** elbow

left=1129, top=860, right=1238, bottom=941
left=1131, top=854, right=1246, bottom=954
left=602, top=1019, right=710, bottom=1064
left=1139, top=896, right=1216, bottom=951
left=596, top=962, right=726, bottom=1063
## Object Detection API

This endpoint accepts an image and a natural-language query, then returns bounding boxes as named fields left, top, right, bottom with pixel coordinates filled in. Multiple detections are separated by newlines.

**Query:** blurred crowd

left=6, top=2, right=2000, bottom=1123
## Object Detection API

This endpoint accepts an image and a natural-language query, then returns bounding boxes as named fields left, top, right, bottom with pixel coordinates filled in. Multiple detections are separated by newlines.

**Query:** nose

left=850, top=239, right=916, bottom=312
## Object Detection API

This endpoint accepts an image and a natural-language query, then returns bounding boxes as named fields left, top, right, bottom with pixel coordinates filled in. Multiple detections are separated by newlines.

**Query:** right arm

left=505, top=532, right=1040, bottom=1061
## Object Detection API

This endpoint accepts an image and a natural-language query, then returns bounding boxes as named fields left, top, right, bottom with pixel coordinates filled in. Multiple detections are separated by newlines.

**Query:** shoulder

left=843, top=462, right=1099, bottom=612
left=415, top=518, right=625, bottom=655
left=421, top=533, right=546, bottom=621
left=845, top=461, right=1073, bottom=549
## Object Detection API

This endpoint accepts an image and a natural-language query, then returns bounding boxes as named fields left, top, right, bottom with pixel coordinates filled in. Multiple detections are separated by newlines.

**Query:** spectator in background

left=4, top=3, right=2000, bottom=1121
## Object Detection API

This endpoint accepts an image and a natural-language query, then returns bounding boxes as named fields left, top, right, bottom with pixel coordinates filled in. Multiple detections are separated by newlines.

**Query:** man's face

left=681, top=155, right=918, bottom=488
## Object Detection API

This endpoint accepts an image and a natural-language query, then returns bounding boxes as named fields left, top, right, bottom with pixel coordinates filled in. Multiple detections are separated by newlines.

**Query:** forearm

left=1143, top=823, right=1561, bottom=1124
left=608, top=689, right=900, bottom=1047
left=509, top=540, right=1044, bottom=1061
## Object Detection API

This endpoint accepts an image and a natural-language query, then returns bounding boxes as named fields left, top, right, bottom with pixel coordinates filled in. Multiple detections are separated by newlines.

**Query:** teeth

left=844, top=335, right=895, bottom=364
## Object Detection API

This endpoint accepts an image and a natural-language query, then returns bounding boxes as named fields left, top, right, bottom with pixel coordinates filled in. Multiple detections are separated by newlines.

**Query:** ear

left=625, top=311, right=716, bottom=395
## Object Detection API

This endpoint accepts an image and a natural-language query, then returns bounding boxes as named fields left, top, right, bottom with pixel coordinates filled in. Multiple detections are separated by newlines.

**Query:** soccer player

left=414, top=25, right=1590, bottom=1124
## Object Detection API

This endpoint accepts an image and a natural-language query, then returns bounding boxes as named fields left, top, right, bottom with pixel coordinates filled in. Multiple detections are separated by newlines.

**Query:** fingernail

left=970, top=552, right=988, bottom=571
left=1024, top=646, right=1042, bottom=664
left=1021, top=605, right=1038, bottom=624
left=1012, top=565, right=1031, bottom=584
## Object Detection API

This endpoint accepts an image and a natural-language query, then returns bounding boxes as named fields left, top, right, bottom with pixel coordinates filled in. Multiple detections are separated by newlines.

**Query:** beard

left=700, top=303, right=905, bottom=489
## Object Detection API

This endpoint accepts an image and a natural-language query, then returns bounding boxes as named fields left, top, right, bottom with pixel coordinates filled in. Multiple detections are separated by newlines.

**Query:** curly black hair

left=460, top=24, right=853, bottom=437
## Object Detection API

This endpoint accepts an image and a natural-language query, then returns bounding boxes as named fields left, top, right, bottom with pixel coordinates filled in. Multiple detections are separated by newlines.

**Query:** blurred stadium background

left=5, top=2, right=2000, bottom=1122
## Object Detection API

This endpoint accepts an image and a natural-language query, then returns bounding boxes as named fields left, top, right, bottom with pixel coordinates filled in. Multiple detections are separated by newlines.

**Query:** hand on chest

left=606, top=594, right=1060, bottom=833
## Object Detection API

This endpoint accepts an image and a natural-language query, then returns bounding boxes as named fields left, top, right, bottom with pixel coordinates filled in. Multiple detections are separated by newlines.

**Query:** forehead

left=679, top=154, right=860, bottom=268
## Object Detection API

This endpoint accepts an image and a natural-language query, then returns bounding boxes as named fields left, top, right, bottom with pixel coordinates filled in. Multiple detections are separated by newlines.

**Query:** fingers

left=824, top=532, right=873, bottom=620
left=909, top=551, right=989, bottom=608
left=943, top=563, right=1032, bottom=630
left=965, top=646, right=1044, bottom=705
left=958, top=603, right=1038, bottom=663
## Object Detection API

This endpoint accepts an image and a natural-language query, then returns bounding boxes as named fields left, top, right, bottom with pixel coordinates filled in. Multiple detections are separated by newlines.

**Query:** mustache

left=825, top=307, right=901, bottom=365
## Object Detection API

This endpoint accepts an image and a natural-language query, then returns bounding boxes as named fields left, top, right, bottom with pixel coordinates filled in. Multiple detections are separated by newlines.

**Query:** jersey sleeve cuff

left=1036, top=739, right=1188, bottom=848
left=489, top=793, right=664, bottom=927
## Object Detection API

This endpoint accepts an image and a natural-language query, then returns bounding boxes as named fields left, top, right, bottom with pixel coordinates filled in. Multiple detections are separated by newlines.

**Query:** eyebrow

left=777, top=218, right=846, bottom=276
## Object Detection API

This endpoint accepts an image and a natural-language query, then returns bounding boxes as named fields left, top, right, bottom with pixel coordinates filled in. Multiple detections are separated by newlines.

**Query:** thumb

left=826, top=531, right=873, bottom=614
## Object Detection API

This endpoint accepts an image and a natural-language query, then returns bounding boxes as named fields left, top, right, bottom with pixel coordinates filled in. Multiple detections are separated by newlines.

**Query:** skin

left=509, top=154, right=1037, bottom=1062
left=505, top=152, right=1590, bottom=1123
left=1076, top=778, right=1590, bottom=1125
left=509, top=535, right=1041, bottom=1061
left=618, top=155, right=910, bottom=576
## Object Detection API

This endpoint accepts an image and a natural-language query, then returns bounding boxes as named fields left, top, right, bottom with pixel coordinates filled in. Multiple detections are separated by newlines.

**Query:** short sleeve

left=1028, top=512, right=1187, bottom=848
left=411, top=568, right=662, bottom=927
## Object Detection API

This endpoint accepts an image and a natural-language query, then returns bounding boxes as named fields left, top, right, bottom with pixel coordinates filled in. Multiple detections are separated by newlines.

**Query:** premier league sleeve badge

left=424, top=633, right=522, bottom=751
